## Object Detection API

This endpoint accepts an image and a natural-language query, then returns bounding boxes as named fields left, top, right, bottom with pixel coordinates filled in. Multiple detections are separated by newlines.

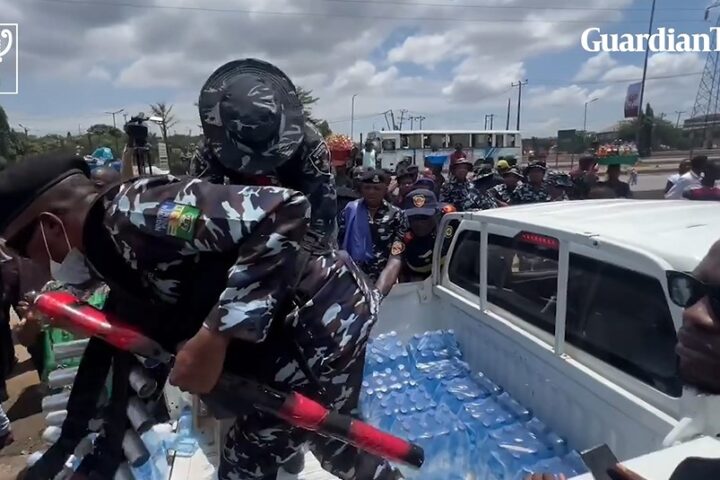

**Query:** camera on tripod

left=124, top=113, right=149, bottom=148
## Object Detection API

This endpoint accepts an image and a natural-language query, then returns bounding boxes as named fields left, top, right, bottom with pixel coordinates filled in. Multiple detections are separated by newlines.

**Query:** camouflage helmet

left=546, top=171, right=574, bottom=189
left=198, top=58, right=305, bottom=176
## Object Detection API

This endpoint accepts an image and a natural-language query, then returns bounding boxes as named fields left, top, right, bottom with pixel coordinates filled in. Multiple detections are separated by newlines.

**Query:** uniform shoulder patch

left=444, top=225, right=454, bottom=238
left=155, top=201, right=201, bottom=241
left=412, top=194, right=425, bottom=208
left=391, top=241, right=405, bottom=256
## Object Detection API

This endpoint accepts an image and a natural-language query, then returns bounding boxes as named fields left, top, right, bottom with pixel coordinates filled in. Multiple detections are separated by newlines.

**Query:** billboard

left=624, top=82, right=641, bottom=118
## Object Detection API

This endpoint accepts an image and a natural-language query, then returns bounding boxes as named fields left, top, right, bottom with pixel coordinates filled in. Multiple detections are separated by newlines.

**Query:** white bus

left=368, top=129, right=522, bottom=172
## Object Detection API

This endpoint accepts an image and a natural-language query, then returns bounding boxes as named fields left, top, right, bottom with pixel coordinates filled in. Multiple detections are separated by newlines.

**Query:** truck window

left=565, top=254, right=681, bottom=397
left=448, top=230, right=481, bottom=296
left=486, top=234, right=558, bottom=335
left=382, top=139, right=396, bottom=151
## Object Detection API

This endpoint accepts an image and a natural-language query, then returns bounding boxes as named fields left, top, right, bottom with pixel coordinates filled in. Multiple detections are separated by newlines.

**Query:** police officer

left=0, top=154, right=402, bottom=480
left=393, top=162, right=419, bottom=206
left=488, top=167, right=523, bottom=207
left=338, top=169, right=409, bottom=296
left=198, top=58, right=338, bottom=248
left=399, top=189, right=455, bottom=282
left=511, top=162, right=552, bottom=205
left=440, top=156, right=491, bottom=211
left=546, top=172, right=574, bottom=201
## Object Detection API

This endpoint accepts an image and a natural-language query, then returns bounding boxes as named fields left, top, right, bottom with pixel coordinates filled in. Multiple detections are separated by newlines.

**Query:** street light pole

left=674, top=110, right=685, bottom=128
left=104, top=108, right=125, bottom=129
left=350, top=94, right=358, bottom=140
left=583, top=97, right=599, bottom=133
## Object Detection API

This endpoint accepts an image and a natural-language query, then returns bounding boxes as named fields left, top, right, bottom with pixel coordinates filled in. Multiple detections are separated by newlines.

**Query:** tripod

left=131, top=146, right=153, bottom=176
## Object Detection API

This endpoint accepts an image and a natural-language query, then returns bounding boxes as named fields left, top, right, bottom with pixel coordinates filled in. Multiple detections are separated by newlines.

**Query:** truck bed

left=373, top=280, right=678, bottom=462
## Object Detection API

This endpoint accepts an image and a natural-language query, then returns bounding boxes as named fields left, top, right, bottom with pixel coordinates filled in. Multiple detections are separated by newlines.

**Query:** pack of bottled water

left=362, top=330, right=589, bottom=480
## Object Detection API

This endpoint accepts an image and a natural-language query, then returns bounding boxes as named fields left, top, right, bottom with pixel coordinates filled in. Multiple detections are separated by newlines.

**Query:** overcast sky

left=0, top=0, right=713, bottom=139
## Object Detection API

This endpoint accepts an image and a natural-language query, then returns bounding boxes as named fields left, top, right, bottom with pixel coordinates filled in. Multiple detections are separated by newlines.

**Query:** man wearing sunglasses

left=669, top=240, right=720, bottom=394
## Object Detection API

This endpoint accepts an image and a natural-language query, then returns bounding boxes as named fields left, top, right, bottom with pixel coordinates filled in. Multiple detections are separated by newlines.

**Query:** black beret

left=0, top=152, right=90, bottom=235
left=361, top=168, right=390, bottom=184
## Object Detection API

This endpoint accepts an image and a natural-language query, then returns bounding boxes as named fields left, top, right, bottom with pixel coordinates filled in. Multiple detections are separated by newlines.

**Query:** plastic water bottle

left=416, top=358, right=471, bottom=394
left=401, top=405, right=469, bottom=480
left=434, top=376, right=491, bottom=414
left=474, top=371, right=503, bottom=397
left=172, top=409, right=199, bottom=457
left=457, top=397, right=511, bottom=479
left=377, top=381, right=435, bottom=431
left=514, top=451, right=588, bottom=480
left=486, top=422, right=554, bottom=480
left=407, top=330, right=462, bottom=366
left=496, top=393, right=532, bottom=422
left=525, top=417, right=568, bottom=457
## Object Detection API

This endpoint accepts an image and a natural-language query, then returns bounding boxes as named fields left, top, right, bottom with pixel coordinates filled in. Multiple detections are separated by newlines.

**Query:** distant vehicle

left=371, top=129, right=522, bottom=171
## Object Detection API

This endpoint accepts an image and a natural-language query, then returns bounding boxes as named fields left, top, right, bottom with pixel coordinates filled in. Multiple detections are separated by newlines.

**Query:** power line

left=311, top=0, right=704, bottom=12
left=35, top=0, right=707, bottom=25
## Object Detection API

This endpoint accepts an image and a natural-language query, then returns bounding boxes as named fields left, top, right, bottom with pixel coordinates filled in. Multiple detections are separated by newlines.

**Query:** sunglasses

left=666, top=271, right=720, bottom=314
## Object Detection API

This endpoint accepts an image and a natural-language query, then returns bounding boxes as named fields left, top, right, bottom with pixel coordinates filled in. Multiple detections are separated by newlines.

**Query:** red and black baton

left=27, top=290, right=425, bottom=469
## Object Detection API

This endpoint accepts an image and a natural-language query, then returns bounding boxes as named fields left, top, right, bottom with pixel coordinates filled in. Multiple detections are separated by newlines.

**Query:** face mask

left=51, top=248, right=92, bottom=285
left=40, top=213, right=91, bottom=285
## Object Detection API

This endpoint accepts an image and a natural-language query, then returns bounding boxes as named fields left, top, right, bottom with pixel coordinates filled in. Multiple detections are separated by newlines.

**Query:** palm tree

left=149, top=102, right=178, bottom=146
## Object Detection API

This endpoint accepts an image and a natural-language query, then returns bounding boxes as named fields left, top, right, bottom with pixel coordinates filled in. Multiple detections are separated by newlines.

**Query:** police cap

left=0, top=152, right=91, bottom=241
left=360, top=169, right=390, bottom=185
left=401, top=189, right=439, bottom=217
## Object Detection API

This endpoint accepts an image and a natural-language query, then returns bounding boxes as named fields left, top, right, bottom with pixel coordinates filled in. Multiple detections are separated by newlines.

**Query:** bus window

left=408, top=134, right=423, bottom=149
left=382, top=139, right=396, bottom=151
left=400, top=135, right=410, bottom=149
left=493, top=134, right=505, bottom=148
left=473, top=134, right=491, bottom=148
left=506, top=134, right=517, bottom=147
left=424, top=134, right=447, bottom=149
left=449, top=134, right=471, bottom=149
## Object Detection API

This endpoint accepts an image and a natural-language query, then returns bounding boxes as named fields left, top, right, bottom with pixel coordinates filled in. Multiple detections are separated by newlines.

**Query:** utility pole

left=488, top=114, right=495, bottom=129
left=104, top=108, right=124, bottom=153
left=506, top=98, right=511, bottom=130
left=398, top=109, right=408, bottom=130
left=17, top=123, right=29, bottom=138
left=636, top=0, right=657, bottom=153
left=511, top=80, right=528, bottom=131
left=417, top=116, right=426, bottom=129
left=674, top=110, right=685, bottom=128
left=123, top=113, right=128, bottom=124
left=105, top=108, right=124, bottom=129
left=383, top=110, right=393, bottom=130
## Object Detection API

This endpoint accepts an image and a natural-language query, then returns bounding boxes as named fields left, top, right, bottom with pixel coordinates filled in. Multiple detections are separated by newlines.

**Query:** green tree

left=297, top=87, right=332, bottom=137
left=0, top=105, right=18, bottom=163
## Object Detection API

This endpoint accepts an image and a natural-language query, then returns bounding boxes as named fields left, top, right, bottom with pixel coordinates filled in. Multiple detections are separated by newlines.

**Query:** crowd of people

left=665, top=155, right=720, bottom=200
left=0, top=56, right=718, bottom=480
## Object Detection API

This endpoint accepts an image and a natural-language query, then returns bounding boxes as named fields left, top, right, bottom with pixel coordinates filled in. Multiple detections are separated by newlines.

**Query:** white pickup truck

left=173, top=199, right=720, bottom=480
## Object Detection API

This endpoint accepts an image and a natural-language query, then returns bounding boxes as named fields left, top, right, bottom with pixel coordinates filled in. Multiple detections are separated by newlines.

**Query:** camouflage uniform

left=337, top=200, right=409, bottom=282
left=488, top=183, right=519, bottom=204
left=509, top=182, right=553, bottom=205
left=81, top=175, right=400, bottom=480
left=464, top=188, right=498, bottom=211
left=440, top=180, right=491, bottom=212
